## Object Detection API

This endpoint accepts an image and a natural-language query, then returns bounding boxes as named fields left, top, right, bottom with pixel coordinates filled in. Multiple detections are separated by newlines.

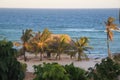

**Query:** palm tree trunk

left=119, top=9, right=120, bottom=24
left=40, top=52, right=42, bottom=61
left=56, top=53, right=58, bottom=60
left=23, top=43, right=27, bottom=61
left=107, top=31, right=112, bottom=59
left=58, top=54, right=61, bottom=60
left=34, top=52, right=38, bottom=58
left=47, top=52, right=51, bottom=58
left=78, top=53, right=81, bottom=61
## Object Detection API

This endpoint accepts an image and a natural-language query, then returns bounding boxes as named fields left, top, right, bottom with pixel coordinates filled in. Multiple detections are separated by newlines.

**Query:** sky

left=0, top=0, right=120, bottom=8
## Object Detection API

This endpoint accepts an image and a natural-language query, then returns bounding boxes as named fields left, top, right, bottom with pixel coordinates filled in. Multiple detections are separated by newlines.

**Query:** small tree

left=72, top=37, right=92, bottom=61
left=105, top=17, right=119, bottom=59
left=0, top=40, right=25, bottom=80
left=21, top=29, right=33, bottom=61
left=48, top=37, right=69, bottom=60
left=31, top=28, right=51, bottom=61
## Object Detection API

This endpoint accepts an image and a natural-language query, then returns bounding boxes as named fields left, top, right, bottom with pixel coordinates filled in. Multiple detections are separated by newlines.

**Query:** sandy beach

left=18, top=53, right=102, bottom=72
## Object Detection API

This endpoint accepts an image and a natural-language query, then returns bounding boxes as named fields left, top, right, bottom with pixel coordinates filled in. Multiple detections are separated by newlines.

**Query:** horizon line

left=0, top=7, right=120, bottom=9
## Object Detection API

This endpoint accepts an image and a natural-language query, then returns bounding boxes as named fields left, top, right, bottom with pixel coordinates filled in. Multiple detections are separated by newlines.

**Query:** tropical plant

left=87, top=57, right=120, bottom=80
left=31, top=28, right=51, bottom=61
left=21, top=29, right=33, bottom=61
left=0, top=39, right=25, bottom=80
left=72, top=37, right=92, bottom=61
left=28, top=31, right=41, bottom=57
left=48, top=37, right=70, bottom=60
left=64, top=63, right=87, bottom=80
left=33, top=63, right=70, bottom=80
left=21, top=63, right=27, bottom=73
left=104, top=17, right=119, bottom=59
left=119, top=9, right=120, bottom=24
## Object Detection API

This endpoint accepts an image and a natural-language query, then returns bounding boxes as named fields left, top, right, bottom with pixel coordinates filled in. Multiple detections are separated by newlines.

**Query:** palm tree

left=105, top=17, right=119, bottom=59
left=47, top=34, right=71, bottom=60
left=29, top=31, right=41, bottom=57
left=119, top=9, right=120, bottom=24
left=50, top=38, right=69, bottom=60
left=32, top=28, right=51, bottom=61
left=21, top=29, right=33, bottom=61
left=72, top=37, right=92, bottom=61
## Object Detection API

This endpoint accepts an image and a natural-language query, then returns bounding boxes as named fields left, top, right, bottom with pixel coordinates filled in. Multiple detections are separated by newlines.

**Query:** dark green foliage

left=33, top=63, right=88, bottom=80
left=64, top=63, right=87, bottom=80
left=87, top=57, right=120, bottom=80
left=33, top=63, right=69, bottom=80
left=21, top=63, right=27, bottom=73
left=0, top=40, right=25, bottom=80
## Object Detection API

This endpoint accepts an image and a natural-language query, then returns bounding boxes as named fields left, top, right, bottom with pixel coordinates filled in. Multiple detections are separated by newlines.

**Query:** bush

left=33, top=63, right=69, bottom=80
left=64, top=63, right=87, bottom=80
left=0, top=40, right=25, bottom=80
left=87, top=57, right=120, bottom=80
left=33, top=63, right=88, bottom=80
left=21, top=63, right=27, bottom=73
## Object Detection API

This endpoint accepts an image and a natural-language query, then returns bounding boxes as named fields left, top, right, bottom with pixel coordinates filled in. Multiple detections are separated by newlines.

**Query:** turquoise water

left=0, top=8, right=120, bottom=57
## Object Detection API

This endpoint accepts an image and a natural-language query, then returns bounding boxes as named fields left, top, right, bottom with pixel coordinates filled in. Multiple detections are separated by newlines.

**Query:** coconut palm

left=119, top=9, right=120, bottom=24
left=32, top=28, right=51, bottom=61
left=46, top=34, right=72, bottom=59
left=65, top=46, right=77, bottom=59
left=105, top=17, right=119, bottom=59
left=54, top=38, right=69, bottom=60
left=72, top=37, right=92, bottom=61
left=28, top=31, right=41, bottom=57
left=47, top=34, right=69, bottom=60
left=21, top=29, right=33, bottom=61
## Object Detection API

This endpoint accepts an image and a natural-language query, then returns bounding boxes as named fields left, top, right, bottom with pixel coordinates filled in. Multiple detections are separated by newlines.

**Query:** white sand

left=18, top=53, right=102, bottom=72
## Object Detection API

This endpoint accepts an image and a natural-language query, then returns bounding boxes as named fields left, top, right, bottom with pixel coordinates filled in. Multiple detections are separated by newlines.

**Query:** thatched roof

left=48, top=34, right=72, bottom=43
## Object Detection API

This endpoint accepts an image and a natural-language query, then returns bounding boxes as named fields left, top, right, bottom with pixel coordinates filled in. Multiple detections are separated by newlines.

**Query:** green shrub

left=64, top=63, right=87, bottom=80
left=21, top=63, right=27, bottom=73
left=0, top=40, right=25, bottom=80
left=87, top=57, right=120, bottom=80
left=33, top=63, right=69, bottom=80
left=33, top=63, right=88, bottom=80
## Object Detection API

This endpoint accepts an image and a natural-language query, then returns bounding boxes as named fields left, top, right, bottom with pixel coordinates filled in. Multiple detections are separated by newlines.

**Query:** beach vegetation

left=21, top=29, right=33, bottom=61
left=72, top=37, right=92, bottom=61
left=30, top=28, right=52, bottom=61
left=104, top=17, right=119, bottom=59
left=64, top=63, right=87, bottom=80
left=14, top=28, right=92, bottom=61
left=47, top=36, right=70, bottom=60
left=0, top=39, right=25, bottom=80
left=33, top=63, right=87, bottom=80
left=87, top=57, right=120, bottom=80
left=33, top=63, right=70, bottom=80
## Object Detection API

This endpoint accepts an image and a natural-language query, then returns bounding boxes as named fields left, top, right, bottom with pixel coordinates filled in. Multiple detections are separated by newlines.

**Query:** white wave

left=52, top=28, right=104, bottom=32
left=104, top=28, right=120, bottom=32
left=116, top=28, right=120, bottom=32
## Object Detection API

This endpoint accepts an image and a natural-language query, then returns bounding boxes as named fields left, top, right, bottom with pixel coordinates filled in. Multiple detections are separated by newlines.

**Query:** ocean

left=0, top=8, right=120, bottom=57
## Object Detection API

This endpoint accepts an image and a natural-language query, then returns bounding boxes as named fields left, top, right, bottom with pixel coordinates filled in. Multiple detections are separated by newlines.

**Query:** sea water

left=0, top=8, right=120, bottom=57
